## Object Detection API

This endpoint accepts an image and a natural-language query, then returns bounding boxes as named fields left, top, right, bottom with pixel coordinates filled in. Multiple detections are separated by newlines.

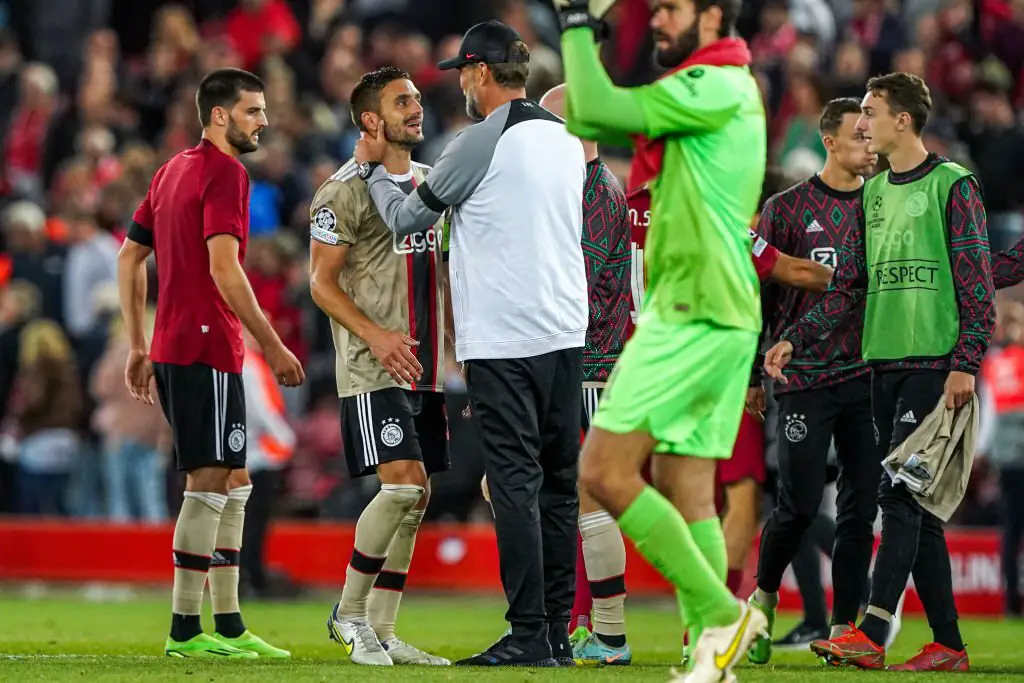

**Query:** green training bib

left=862, top=162, right=970, bottom=362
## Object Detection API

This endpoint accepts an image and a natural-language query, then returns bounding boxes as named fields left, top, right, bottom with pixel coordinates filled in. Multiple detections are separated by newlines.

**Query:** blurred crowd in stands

left=0, top=0, right=1021, bottom=547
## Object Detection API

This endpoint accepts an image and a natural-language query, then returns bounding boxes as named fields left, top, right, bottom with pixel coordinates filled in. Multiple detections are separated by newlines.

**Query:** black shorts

left=154, top=362, right=247, bottom=472
left=340, top=388, right=450, bottom=479
left=581, top=386, right=603, bottom=434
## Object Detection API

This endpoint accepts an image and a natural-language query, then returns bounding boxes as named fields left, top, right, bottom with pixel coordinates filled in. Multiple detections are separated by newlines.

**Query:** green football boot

left=164, top=633, right=258, bottom=658
left=747, top=594, right=777, bottom=665
left=213, top=630, right=291, bottom=658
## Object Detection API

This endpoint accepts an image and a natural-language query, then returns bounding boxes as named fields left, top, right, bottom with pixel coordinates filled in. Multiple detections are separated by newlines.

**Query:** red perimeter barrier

left=0, top=519, right=1010, bottom=616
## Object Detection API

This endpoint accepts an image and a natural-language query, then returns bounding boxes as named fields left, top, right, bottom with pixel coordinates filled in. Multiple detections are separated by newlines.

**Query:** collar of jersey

left=388, top=169, right=414, bottom=182
left=660, top=37, right=752, bottom=81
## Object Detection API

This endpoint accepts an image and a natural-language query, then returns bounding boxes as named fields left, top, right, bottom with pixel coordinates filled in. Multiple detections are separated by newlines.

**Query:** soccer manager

left=354, top=20, right=588, bottom=668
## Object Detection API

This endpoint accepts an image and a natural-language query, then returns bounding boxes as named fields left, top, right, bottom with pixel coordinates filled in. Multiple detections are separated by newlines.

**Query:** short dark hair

left=196, top=68, right=264, bottom=127
left=489, top=40, right=530, bottom=89
left=865, top=72, right=932, bottom=135
left=696, top=0, right=741, bottom=37
left=350, top=66, right=411, bottom=132
left=819, top=97, right=863, bottom=136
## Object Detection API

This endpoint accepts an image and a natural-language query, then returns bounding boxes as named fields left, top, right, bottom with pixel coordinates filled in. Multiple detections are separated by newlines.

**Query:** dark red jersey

left=130, top=139, right=250, bottom=374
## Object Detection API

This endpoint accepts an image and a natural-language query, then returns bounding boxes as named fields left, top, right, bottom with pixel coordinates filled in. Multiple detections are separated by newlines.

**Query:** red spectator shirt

left=624, top=186, right=779, bottom=337
left=225, top=0, right=301, bottom=71
left=129, top=139, right=250, bottom=374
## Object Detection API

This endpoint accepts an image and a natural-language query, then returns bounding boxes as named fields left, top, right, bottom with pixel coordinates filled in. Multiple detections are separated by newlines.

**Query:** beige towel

left=881, top=394, right=978, bottom=522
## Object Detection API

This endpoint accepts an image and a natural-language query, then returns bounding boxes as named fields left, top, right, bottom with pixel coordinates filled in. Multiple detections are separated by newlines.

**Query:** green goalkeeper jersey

left=561, top=30, right=766, bottom=333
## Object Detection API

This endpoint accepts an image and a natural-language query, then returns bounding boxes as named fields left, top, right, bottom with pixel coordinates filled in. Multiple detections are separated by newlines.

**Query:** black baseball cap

left=437, top=20, right=530, bottom=71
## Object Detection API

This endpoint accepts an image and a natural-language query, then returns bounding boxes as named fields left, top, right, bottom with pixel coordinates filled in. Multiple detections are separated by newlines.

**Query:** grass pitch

left=1, top=593, right=1023, bottom=681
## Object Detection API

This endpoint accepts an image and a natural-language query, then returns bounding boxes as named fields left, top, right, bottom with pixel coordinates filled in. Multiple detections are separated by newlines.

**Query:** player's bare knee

left=580, top=429, right=650, bottom=485
left=414, top=478, right=432, bottom=511
left=227, top=467, right=251, bottom=489
left=186, top=466, right=231, bottom=494
left=578, top=453, right=614, bottom=501
left=377, top=459, right=428, bottom=489
left=578, top=485, right=604, bottom=516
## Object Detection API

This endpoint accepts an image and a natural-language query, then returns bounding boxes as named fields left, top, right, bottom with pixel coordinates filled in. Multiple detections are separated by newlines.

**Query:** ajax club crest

left=784, top=413, right=808, bottom=443
left=380, top=417, right=404, bottom=448
left=228, top=424, right=246, bottom=453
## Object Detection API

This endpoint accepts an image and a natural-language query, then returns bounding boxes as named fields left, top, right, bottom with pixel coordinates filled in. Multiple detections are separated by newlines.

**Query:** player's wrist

left=357, top=321, right=387, bottom=346
left=253, top=324, right=285, bottom=356
left=128, top=340, right=149, bottom=355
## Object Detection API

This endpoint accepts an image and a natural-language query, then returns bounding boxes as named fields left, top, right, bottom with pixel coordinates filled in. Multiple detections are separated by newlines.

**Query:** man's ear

left=699, top=5, right=724, bottom=35
left=212, top=105, right=228, bottom=127
left=360, top=111, right=380, bottom=133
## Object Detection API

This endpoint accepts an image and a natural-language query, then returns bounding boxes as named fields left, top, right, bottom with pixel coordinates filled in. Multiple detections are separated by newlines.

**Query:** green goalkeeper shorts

left=591, top=315, right=757, bottom=459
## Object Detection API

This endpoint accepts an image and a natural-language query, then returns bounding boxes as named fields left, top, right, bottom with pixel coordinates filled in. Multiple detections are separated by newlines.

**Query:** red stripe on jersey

left=406, top=250, right=418, bottom=392
left=406, top=172, right=421, bottom=392
left=427, top=243, right=440, bottom=387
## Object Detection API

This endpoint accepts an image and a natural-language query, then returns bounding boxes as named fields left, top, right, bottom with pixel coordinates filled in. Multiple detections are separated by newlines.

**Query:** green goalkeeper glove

left=552, top=0, right=618, bottom=34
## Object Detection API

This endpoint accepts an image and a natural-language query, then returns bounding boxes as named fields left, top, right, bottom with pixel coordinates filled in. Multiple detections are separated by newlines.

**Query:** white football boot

left=676, top=599, right=767, bottom=683
left=381, top=637, right=450, bottom=665
left=327, top=603, right=393, bottom=665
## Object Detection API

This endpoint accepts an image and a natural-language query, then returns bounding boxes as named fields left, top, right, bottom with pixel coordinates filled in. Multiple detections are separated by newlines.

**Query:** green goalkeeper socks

left=677, top=518, right=729, bottom=649
left=619, top=487, right=739, bottom=630
left=689, top=517, right=729, bottom=581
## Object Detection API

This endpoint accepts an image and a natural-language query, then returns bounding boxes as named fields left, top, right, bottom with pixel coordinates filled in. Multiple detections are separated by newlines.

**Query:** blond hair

left=19, top=319, right=74, bottom=367
left=3, top=201, right=46, bottom=233
left=21, top=62, right=59, bottom=98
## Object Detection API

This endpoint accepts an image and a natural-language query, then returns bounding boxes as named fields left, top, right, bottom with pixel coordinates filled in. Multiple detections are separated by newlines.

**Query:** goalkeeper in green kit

left=554, top=0, right=768, bottom=680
